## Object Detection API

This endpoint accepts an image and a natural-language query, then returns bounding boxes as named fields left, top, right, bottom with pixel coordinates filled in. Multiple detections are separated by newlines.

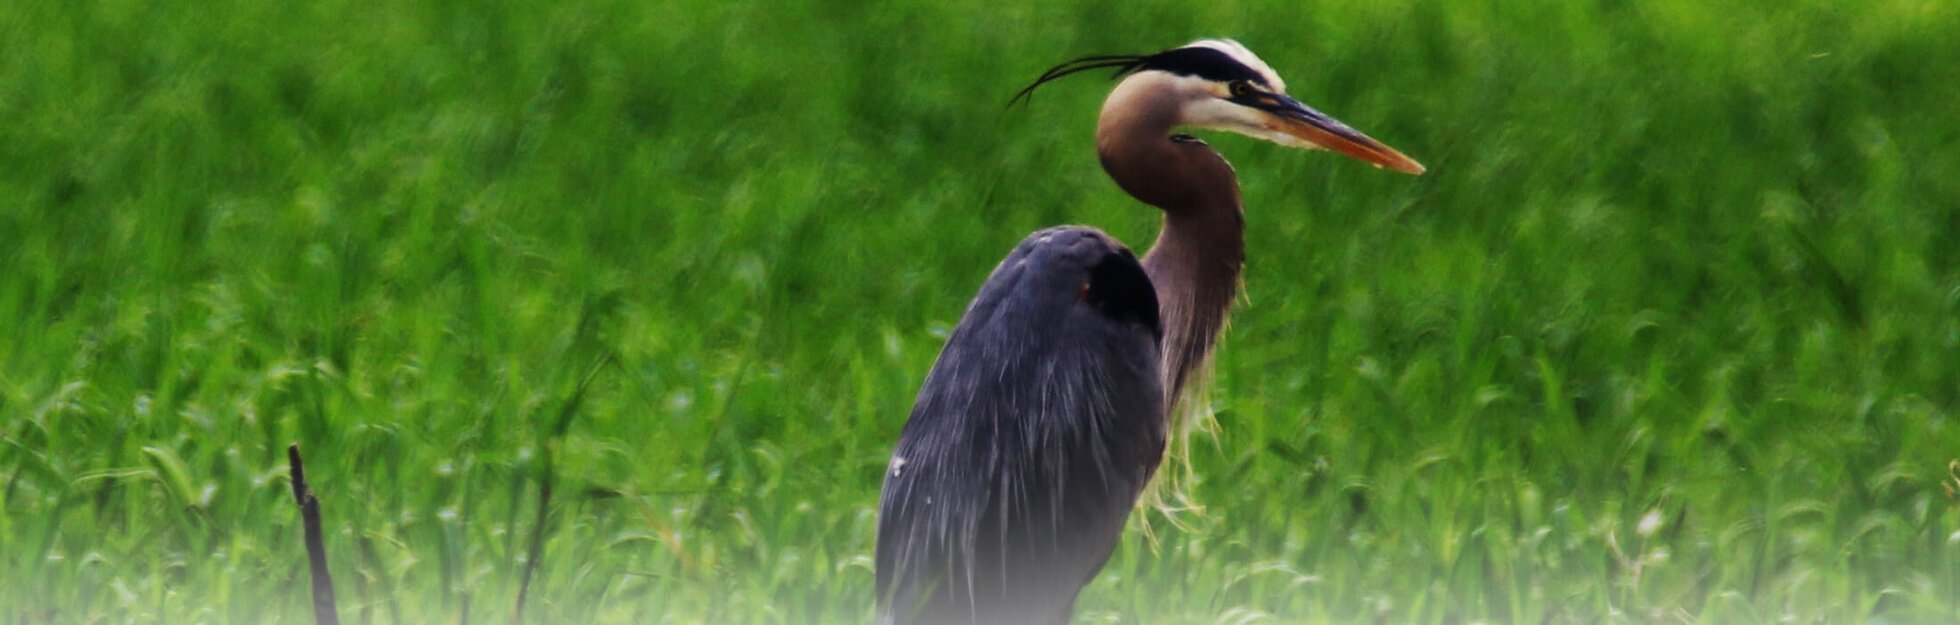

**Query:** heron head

left=1014, top=39, right=1425, bottom=175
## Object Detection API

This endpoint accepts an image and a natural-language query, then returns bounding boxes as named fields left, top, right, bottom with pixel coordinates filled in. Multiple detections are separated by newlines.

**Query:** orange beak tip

left=1373, top=150, right=1426, bottom=176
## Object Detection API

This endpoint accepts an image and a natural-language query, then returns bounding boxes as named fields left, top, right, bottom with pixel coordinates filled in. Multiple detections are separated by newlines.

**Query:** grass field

left=5, top=0, right=1960, bottom=622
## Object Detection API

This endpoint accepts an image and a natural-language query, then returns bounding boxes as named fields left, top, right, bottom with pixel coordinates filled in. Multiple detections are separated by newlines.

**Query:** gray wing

left=875, top=226, right=1166, bottom=625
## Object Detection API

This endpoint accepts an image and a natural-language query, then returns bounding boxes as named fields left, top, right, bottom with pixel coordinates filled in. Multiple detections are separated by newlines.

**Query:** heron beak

left=1255, top=94, right=1426, bottom=175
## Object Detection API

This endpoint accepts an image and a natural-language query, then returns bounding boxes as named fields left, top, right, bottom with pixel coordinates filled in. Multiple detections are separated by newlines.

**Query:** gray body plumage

left=875, top=226, right=1166, bottom=625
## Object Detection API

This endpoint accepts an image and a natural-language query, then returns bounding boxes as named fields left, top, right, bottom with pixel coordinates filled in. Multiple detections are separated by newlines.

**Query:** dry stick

left=511, top=356, right=612, bottom=625
left=289, top=444, right=343, bottom=625
left=510, top=466, right=553, bottom=625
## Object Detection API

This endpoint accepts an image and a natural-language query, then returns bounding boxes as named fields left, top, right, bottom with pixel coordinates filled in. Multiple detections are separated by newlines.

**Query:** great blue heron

left=875, top=39, right=1423, bottom=624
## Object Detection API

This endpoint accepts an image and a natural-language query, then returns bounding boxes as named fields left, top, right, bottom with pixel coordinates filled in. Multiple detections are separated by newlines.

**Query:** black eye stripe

left=1135, top=48, right=1268, bottom=87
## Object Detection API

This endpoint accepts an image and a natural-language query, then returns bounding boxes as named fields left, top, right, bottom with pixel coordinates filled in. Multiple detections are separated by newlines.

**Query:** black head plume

left=1007, top=43, right=1274, bottom=108
left=1008, top=54, right=1147, bottom=107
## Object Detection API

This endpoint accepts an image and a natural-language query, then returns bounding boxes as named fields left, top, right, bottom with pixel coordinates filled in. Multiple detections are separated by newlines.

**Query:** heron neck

left=1095, top=112, right=1245, bottom=410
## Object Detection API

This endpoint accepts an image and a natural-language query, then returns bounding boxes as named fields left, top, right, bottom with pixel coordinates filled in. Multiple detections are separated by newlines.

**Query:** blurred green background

left=4, top=0, right=1959, bottom=622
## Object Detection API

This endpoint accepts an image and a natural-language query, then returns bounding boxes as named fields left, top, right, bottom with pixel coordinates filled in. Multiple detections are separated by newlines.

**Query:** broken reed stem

left=511, top=355, right=612, bottom=625
left=289, top=444, right=343, bottom=625
left=511, top=465, right=552, bottom=625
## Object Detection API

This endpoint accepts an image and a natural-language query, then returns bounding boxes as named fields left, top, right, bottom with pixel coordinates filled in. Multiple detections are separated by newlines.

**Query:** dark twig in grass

left=289, top=444, right=342, bottom=625
left=512, top=355, right=613, bottom=625
left=512, top=470, right=553, bottom=625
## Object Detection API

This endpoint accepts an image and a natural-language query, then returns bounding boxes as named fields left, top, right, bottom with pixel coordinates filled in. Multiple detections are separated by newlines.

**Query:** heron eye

left=1229, top=80, right=1254, bottom=97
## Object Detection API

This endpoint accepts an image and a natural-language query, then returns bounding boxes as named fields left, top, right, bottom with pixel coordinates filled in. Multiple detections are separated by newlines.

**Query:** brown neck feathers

left=1095, top=76, right=1246, bottom=411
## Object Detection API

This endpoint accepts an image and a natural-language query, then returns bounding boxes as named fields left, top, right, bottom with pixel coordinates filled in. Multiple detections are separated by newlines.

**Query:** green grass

left=4, top=0, right=1960, bottom=622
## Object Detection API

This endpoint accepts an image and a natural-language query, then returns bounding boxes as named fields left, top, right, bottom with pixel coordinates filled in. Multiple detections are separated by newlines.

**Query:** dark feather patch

left=1087, top=249, right=1161, bottom=341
